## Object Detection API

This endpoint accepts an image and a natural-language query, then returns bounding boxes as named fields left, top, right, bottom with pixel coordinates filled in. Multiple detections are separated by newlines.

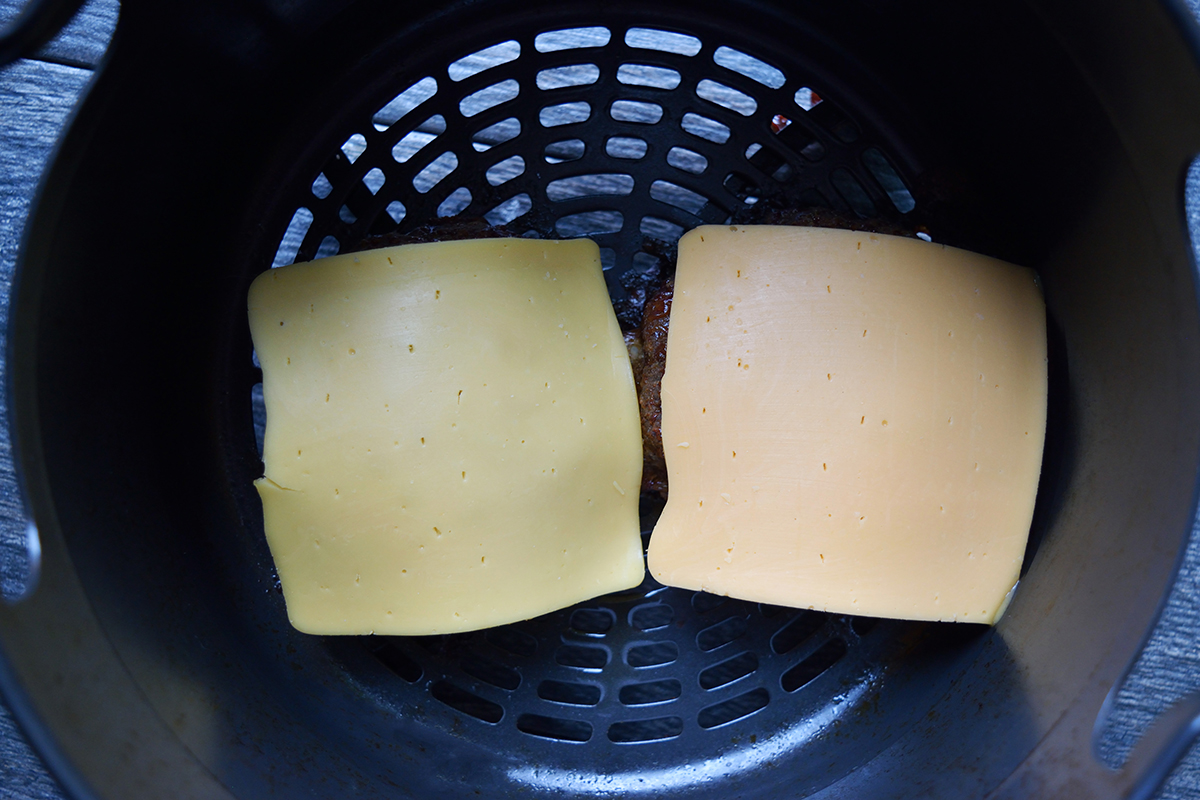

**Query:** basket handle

left=0, top=0, right=87, bottom=67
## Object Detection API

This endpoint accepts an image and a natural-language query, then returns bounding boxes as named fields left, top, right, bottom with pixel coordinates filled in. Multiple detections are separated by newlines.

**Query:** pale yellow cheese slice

left=248, top=238, right=645, bottom=635
left=647, top=225, right=1046, bottom=624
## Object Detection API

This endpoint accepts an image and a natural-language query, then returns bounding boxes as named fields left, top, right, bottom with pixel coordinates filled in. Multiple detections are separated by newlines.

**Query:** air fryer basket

left=5, top=0, right=1200, bottom=797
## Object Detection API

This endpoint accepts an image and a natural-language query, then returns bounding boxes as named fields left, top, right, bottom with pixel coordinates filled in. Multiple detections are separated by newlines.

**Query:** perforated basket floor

left=242, top=5, right=980, bottom=795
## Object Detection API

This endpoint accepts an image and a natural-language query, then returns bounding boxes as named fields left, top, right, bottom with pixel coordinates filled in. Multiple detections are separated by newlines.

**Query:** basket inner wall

left=25, top=0, right=1186, bottom=797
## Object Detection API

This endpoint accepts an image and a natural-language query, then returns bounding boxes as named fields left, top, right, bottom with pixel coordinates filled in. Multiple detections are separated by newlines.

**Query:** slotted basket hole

left=632, top=251, right=663, bottom=276
left=311, top=172, right=332, bottom=199
left=851, top=616, right=881, bottom=636
left=650, top=180, right=709, bottom=214
left=698, top=688, right=769, bottom=729
left=862, top=147, right=915, bottom=213
left=606, top=136, right=647, bottom=160
left=570, top=607, right=616, bottom=635
left=772, top=119, right=815, bottom=153
left=547, top=173, right=635, bottom=201
left=722, top=171, right=759, bottom=200
left=830, top=168, right=877, bottom=217
left=473, top=117, right=521, bottom=151
left=699, top=651, right=758, bottom=690
left=461, top=79, right=520, bottom=118
left=794, top=86, right=822, bottom=111
left=817, top=104, right=860, bottom=143
left=315, top=235, right=341, bottom=259
left=374, top=76, right=437, bottom=130
left=630, top=602, right=675, bottom=630
left=555, top=209, right=623, bottom=236
left=545, top=138, right=586, bottom=163
left=340, top=132, right=367, bottom=163
left=538, top=679, right=602, bottom=706
left=517, top=714, right=593, bottom=742
left=392, top=115, right=446, bottom=163
left=272, top=207, right=312, bottom=267
left=611, top=100, right=664, bottom=124
left=413, top=151, right=458, bottom=193
left=619, top=678, right=682, bottom=706
left=800, top=140, right=827, bottom=161
left=598, top=247, right=616, bottom=271
left=626, top=641, right=679, bottom=668
left=250, top=383, right=265, bottom=456
left=438, top=187, right=473, bottom=217
left=448, top=40, right=520, bottom=82
left=535, top=26, right=611, bottom=53
left=781, top=638, right=849, bottom=692
left=681, top=112, right=730, bottom=144
left=771, top=611, right=826, bottom=655
left=556, top=643, right=610, bottom=670
left=362, top=167, right=385, bottom=195
left=617, top=64, right=682, bottom=89
left=537, top=64, right=600, bottom=90
left=541, top=101, right=592, bottom=127
left=430, top=680, right=503, bottom=723
left=485, top=627, right=537, bottom=657
left=691, top=592, right=728, bottom=614
left=713, top=45, right=785, bottom=89
left=696, top=79, right=757, bottom=116
left=745, top=142, right=787, bottom=176
left=460, top=652, right=519, bottom=690
left=385, top=200, right=406, bottom=224
left=338, top=205, right=357, bottom=224
left=372, top=641, right=423, bottom=683
left=667, top=146, right=707, bottom=174
left=485, top=193, right=532, bottom=226
left=640, top=216, right=685, bottom=241
left=696, top=615, right=749, bottom=651
left=625, top=27, right=701, bottom=56
left=608, top=716, right=685, bottom=743
left=486, top=155, right=526, bottom=186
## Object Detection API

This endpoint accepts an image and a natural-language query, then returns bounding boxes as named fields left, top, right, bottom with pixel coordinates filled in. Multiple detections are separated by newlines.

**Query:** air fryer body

left=4, top=0, right=1200, bottom=797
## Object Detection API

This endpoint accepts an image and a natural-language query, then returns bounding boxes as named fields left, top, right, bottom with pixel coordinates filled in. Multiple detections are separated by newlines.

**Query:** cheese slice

left=248, top=238, right=645, bottom=635
left=647, top=225, right=1046, bottom=624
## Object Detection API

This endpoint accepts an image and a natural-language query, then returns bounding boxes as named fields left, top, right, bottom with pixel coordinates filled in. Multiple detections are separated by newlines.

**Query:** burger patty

left=634, top=279, right=673, bottom=497
left=357, top=217, right=515, bottom=248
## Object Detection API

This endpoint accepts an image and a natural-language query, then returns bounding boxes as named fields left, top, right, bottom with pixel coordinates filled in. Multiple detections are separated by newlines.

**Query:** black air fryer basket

left=5, top=0, right=1200, bottom=797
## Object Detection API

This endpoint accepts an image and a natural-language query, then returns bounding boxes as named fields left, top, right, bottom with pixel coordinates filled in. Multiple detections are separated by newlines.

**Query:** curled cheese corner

left=992, top=581, right=1020, bottom=624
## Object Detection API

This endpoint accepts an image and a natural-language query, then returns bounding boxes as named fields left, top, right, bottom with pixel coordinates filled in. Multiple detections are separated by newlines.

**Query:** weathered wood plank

left=0, top=0, right=117, bottom=69
left=0, top=56, right=88, bottom=800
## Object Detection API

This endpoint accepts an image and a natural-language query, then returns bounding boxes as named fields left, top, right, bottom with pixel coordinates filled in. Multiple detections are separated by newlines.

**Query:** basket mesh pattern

left=266, top=23, right=917, bottom=322
left=250, top=19, right=923, bottom=762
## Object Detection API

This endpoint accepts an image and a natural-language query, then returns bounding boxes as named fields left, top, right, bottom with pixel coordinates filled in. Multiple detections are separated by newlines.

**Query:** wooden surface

left=0, top=3, right=116, bottom=798
left=3, top=0, right=1200, bottom=797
